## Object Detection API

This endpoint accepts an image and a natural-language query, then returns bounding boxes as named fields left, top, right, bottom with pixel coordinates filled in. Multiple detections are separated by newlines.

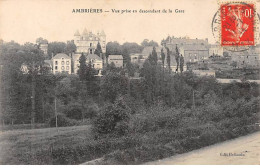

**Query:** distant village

left=21, top=29, right=260, bottom=80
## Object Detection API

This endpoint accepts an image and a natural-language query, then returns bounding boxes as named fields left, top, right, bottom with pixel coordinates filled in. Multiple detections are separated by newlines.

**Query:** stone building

left=73, top=29, right=106, bottom=54
left=108, top=55, right=124, bottom=67
left=72, top=53, right=103, bottom=73
left=161, top=36, right=209, bottom=71
left=230, top=46, right=260, bottom=69
left=52, top=53, right=71, bottom=74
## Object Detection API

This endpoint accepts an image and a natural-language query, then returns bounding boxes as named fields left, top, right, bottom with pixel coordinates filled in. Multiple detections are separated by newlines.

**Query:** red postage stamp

left=221, top=3, right=255, bottom=46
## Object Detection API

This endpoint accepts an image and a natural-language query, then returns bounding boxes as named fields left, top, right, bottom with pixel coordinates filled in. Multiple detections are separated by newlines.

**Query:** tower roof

left=100, top=30, right=105, bottom=36
left=74, top=30, right=80, bottom=36
left=82, top=28, right=88, bottom=36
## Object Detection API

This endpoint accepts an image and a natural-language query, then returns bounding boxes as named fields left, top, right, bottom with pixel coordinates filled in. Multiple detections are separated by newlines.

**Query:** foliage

left=100, top=72, right=128, bottom=102
left=166, top=47, right=171, bottom=72
left=141, top=39, right=159, bottom=47
left=78, top=53, right=86, bottom=81
left=94, top=42, right=102, bottom=57
left=93, top=97, right=131, bottom=136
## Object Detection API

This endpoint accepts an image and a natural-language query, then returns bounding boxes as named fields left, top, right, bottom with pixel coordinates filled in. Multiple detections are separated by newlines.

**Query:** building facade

left=73, top=53, right=103, bottom=74
left=161, top=36, right=209, bottom=71
left=228, top=46, right=260, bottom=69
left=52, top=53, right=71, bottom=74
left=74, top=29, right=106, bottom=54
left=108, top=55, right=124, bottom=67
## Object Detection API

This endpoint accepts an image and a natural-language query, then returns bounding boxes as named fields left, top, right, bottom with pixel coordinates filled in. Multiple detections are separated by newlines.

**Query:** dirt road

left=146, top=132, right=260, bottom=165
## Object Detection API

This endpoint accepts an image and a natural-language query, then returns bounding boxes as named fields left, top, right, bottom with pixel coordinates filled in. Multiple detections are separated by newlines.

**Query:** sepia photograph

left=0, top=0, right=260, bottom=165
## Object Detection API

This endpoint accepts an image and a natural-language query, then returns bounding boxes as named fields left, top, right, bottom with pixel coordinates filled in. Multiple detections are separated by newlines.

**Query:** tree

left=47, top=42, right=66, bottom=58
left=36, top=37, right=48, bottom=45
left=141, top=39, right=159, bottom=47
left=175, top=45, right=180, bottom=72
left=94, top=42, right=102, bottom=57
left=101, top=72, right=128, bottom=102
left=65, top=40, right=77, bottom=55
left=150, top=46, right=158, bottom=66
left=93, top=97, right=131, bottom=135
left=161, top=48, right=165, bottom=68
left=180, top=54, right=184, bottom=73
left=122, top=48, right=130, bottom=66
left=106, top=41, right=122, bottom=57
left=166, top=47, right=171, bottom=73
left=85, top=61, right=95, bottom=81
left=21, top=43, right=45, bottom=126
left=78, top=53, right=86, bottom=81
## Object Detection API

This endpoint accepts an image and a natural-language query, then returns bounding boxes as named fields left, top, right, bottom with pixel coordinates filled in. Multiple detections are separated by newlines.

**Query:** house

left=179, top=45, right=209, bottom=63
left=130, top=53, right=146, bottom=67
left=72, top=53, right=103, bottom=74
left=108, top=55, right=123, bottom=67
left=161, top=36, right=210, bottom=71
left=86, top=54, right=103, bottom=69
left=52, top=53, right=71, bottom=74
left=230, top=46, right=260, bottom=69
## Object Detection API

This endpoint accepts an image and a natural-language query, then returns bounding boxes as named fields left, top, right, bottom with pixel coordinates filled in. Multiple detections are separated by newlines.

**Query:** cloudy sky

left=0, top=0, right=259, bottom=45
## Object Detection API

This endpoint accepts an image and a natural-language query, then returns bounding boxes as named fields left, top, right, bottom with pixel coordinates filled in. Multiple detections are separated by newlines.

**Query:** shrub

left=93, top=97, right=131, bottom=136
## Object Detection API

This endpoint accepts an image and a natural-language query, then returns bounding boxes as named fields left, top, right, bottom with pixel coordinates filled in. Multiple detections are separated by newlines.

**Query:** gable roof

left=53, top=53, right=70, bottom=59
left=86, top=54, right=102, bottom=61
left=108, top=55, right=123, bottom=60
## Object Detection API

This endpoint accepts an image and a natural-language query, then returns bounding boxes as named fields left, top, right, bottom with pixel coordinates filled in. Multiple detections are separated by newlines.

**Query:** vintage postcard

left=0, top=0, right=260, bottom=165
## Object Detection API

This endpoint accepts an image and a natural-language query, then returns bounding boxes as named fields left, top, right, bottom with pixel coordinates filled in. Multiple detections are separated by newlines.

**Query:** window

left=61, top=66, right=64, bottom=70
left=62, top=61, right=64, bottom=65
left=55, top=66, right=58, bottom=70
left=90, top=43, right=92, bottom=47
left=55, top=61, right=58, bottom=65
left=66, top=66, right=69, bottom=70
left=66, top=61, right=69, bottom=65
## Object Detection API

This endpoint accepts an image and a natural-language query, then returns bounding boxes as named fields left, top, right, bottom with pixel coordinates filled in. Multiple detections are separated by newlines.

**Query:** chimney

left=51, top=53, right=54, bottom=59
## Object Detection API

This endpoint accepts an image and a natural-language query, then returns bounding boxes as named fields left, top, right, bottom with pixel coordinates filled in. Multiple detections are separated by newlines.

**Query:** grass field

left=0, top=125, right=92, bottom=164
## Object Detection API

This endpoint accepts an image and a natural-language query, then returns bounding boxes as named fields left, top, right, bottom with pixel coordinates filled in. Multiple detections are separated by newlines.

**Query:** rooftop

left=108, top=55, right=123, bottom=60
left=53, top=53, right=70, bottom=59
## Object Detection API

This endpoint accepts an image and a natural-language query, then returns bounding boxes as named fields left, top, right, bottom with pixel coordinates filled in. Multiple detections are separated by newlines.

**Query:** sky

left=0, top=0, right=259, bottom=45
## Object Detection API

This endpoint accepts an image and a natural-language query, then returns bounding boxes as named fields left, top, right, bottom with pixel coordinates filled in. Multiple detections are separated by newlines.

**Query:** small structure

left=108, top=55, right=123, bottom=67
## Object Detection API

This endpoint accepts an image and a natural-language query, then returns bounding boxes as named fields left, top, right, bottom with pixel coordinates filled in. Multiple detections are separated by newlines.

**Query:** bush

left=49, top=114, right=78, bottom=127
left=93, top=97, right=131, bottom=136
